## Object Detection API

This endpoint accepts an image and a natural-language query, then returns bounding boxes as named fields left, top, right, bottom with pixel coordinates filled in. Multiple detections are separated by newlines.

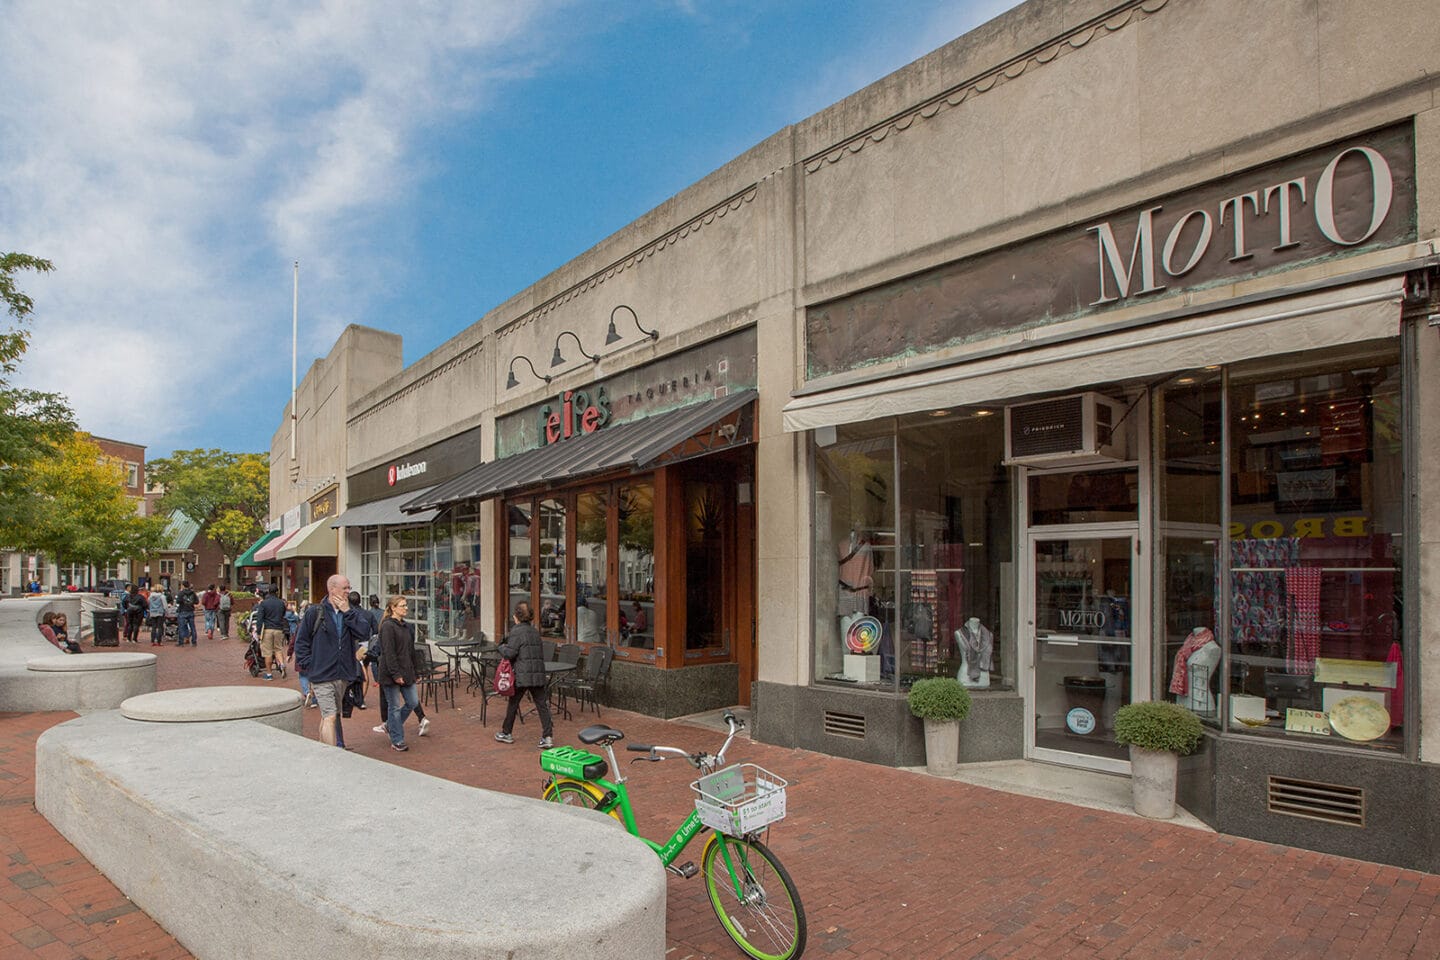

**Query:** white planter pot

left=922, top=718, right=959, bottom=776
left=1129, top=745, right=1179, bottom=819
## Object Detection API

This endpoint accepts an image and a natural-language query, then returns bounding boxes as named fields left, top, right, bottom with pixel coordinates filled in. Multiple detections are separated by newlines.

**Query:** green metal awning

left=235, top=530, right=282, bottom=568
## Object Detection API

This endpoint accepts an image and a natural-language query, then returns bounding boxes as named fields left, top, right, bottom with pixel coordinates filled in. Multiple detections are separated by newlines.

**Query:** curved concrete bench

left=1, top=597, right=158, bottom=712
left=122, top=686, right=304, bottom=734
left=37, top=712, right=666, bottom=959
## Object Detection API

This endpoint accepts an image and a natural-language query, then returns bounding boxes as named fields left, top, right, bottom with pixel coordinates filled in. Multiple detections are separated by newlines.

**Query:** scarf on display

left=956, top=621, right=994, bottom=678
left=1284, top=567, right=1322, bottom=676
left=1168, top=627, right=1216, bottom=696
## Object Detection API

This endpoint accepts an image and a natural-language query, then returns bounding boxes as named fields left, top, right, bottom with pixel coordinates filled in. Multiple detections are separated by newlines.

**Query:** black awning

left=402, top=390, right=755, bottom=512
left=330, top=488, right=439, bottom=528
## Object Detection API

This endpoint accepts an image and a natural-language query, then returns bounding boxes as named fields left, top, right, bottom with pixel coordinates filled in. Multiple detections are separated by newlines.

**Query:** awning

left=331, top=488, right=440, bottom=528
left=253, top=528, right=298, bottom=564
left=782, top=276, right=1405, bottom=432
left=236, top=530, right=283, bottom=567
left=276, top=518, right=338, bottom=560
left=404, top=390, right=756, bottom=512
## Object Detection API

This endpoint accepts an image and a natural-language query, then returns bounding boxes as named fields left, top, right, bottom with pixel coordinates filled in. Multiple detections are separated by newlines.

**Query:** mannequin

left=954, top=617, right=993, bottom=688
left=1168, top=626, right=1218, bottom=713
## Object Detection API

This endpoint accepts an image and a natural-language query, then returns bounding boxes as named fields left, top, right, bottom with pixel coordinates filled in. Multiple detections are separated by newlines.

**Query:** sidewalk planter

left=908, top=677, right=971, bottom=777
left=1113, top=701, right=1203, bottom=820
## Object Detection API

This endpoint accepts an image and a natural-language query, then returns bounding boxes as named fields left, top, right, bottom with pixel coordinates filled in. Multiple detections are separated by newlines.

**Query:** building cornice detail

left=495, top=184, right=760, bottom=343
left=802, top=0, right=1169, bottom=174
left=349, top=342, right=484, bottom=425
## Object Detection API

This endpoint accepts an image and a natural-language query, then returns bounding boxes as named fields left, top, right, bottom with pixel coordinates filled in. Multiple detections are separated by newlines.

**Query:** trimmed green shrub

left=1113, top=701, right=1203, bottom=755
left=907, top=677, right=972, bottom=722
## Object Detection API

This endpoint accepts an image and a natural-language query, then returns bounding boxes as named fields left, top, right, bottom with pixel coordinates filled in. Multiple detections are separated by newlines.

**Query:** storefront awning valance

left=275, top=518, right=337, bottom=560
left=403, top=389, right=757, bottom=512
left=253, top=528, right=298, bottom=564
left=781, top=276, right=1405, bottom=433
left=330, top=488, right=440, bottom=528
left=235, top=530, right=282, bottom=568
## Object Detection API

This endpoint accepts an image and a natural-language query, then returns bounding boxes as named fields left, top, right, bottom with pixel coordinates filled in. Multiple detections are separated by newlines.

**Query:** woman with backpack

left=122, top=584, right=146, bottom=643
left=376, top=595, right=420, bottom=752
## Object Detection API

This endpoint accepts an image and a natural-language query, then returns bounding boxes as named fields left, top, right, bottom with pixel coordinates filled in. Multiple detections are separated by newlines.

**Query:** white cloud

left=0, top=0, right=562, bottom=451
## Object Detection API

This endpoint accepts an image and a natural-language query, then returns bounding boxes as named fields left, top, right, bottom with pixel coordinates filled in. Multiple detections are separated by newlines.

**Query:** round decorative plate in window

left=1328, top=696, right=1390, bottom=742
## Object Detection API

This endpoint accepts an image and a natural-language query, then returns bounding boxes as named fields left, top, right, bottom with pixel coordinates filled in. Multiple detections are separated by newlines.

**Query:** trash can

left=1062, top=675, right=1108, bottom=735
left=91, top=608, right=120, bottom=647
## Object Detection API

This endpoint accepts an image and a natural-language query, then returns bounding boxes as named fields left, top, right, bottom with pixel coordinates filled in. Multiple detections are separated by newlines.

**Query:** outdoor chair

left=413, top=645, right=454, bottom=712
left=562, top=645, right=613, bottom=719
left=542, top=639, right=558, bottom=661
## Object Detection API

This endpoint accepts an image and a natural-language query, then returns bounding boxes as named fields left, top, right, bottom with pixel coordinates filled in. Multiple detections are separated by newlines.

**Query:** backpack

left=493, top=658, right=518, bottom=697
left=219, top=592, right=232, bottom=611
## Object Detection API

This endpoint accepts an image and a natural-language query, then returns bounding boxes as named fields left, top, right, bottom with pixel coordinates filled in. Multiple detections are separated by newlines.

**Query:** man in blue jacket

left=293, top=573, right=368, bottom=747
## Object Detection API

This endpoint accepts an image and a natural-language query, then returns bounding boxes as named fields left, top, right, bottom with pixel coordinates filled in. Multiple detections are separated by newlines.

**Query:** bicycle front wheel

left=541, top=777, right=622, bottom=823
left=701, top=834, right=806, bottom=960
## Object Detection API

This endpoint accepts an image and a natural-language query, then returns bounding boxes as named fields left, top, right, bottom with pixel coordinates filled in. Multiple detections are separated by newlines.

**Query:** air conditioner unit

left=1004, top=392, right=1130, bottom=467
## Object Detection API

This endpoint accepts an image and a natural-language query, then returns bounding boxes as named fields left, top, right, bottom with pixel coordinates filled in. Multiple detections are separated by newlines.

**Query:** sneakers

left=418, top=717, right=430, bottom=737
left=263, top=673, right=273, bottom=681
left=277, top=662, right=286, bottom=678
left=391, top=742, right=409, bottom=752
left=372, top=724, right=387, bottom=734
left=538, top=736, right=553, bottom=749
left=494, top=731, right=514, bottom=744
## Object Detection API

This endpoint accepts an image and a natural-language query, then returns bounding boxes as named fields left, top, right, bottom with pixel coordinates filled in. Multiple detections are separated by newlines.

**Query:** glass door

left=1028, top=531, right=1143, bottom=771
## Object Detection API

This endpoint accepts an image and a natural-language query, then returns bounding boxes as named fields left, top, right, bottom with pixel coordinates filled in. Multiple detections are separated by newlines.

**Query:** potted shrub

left=1113, top=701, right=1204, bottom=819
left=907, top=677, right=972, bottom=776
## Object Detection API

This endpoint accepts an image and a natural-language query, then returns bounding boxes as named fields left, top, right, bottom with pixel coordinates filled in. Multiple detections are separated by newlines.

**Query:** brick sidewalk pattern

left=3, top=636, right=1439, bottom=958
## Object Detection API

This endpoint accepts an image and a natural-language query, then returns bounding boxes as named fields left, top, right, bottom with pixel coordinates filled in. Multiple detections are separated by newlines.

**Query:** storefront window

left=360, top=528, right=380, bottom=607
left=1156, top=374, right=1224, bottom=725
left=1226, top=344, right=1403, bottom=750
left=507, top=501, right=532, bottom=620
left=538, top=498, right=566, bottom=639
left=685, top=480, right=726, bottom=651
left=384, top=524, right=431, bottom=639
left=575, top=490, right=608, bottom=644
left=813, top=411, right=1011, bottom=692
left=430, top=506, right=482, bottom=640
left=617, top=482, right=655, bottom=650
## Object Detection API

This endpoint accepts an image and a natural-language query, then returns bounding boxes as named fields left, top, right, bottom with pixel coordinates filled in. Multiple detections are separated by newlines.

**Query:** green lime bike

left=539, top=712, right=806, bottom=960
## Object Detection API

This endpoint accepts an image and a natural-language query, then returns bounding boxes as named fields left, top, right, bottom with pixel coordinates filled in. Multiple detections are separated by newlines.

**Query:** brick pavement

left=3, top=635, right=1439, bottom=958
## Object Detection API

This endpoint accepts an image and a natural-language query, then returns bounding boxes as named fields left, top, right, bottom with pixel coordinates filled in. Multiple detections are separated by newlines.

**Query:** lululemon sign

left=387, top=461, right=428, bottom=486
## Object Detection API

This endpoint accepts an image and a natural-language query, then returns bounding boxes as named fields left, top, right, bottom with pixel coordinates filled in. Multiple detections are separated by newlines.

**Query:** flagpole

left=290, top=260, right=298, bottom=464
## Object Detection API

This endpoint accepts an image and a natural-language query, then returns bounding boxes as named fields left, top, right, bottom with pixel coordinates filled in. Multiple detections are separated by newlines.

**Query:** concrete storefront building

left=272, top=0, right=1440, bottom=870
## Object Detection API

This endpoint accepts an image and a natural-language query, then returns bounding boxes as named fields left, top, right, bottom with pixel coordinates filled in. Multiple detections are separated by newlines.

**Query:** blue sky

left=1, top=1, right=1016, bottom=458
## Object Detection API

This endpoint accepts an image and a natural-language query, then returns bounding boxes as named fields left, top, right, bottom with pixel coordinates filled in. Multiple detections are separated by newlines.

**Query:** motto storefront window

left=814, top=411, right=1012, bottom=691
left=1225, top=344, right=1404, bottom=750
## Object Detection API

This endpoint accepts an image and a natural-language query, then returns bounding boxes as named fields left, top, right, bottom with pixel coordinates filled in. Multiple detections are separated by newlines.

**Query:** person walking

left=493, top=600, right=554, bottom=749
left=147, top=586, right=167, bottom=645
left=217, top=585, right=233, bottom=639
left=253, top=585, right=289, bottom=679
left=375, top=595, right=420, bottom=752
left=201, top=584, right=221, bottom=640
left=175, top=581, right=199, bottom=645
left=122, top=584, right=146, bottom=643
left=293, top=574, right=368, bottom=747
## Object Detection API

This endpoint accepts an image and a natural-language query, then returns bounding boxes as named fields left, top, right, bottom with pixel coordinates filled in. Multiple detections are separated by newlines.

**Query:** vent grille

left=1267, top=776, right=1365, bottom=827
left=823, top=711, right=866, bottom=740
left=1008, top=395, right=1085, bottom=457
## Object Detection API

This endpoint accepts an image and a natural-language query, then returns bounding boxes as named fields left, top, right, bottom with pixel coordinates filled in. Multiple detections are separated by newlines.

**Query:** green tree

left=147, top=448, right=270, bottom=585
left=20, top=434, right=166, bottom=577
left=0, top=253, right=76, bottom=544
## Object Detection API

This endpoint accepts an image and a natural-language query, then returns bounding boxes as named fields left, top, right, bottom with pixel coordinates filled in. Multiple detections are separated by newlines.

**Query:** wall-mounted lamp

left=604, top=304, right=659, bottom=345
left=506, top=354, right=552, bottom=390
left=551, top=330, right=600, bottom=368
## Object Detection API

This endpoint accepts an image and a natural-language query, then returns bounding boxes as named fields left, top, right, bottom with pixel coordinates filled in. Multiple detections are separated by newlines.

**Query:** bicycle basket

left=691, top=763, right=788, bottom=835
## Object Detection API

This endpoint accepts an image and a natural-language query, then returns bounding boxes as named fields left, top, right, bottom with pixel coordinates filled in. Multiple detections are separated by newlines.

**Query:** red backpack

left=493, top=658, right=518, bottom=697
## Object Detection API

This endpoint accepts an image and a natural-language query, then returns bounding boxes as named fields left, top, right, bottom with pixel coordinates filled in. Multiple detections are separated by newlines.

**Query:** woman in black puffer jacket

left=494, top=600, right=554, bottom=748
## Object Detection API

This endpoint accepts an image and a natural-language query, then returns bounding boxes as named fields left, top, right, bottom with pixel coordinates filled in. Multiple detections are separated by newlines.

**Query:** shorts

left=260, top=628, right=287, bottom=661
left=310, top=679, right=348, bottom=718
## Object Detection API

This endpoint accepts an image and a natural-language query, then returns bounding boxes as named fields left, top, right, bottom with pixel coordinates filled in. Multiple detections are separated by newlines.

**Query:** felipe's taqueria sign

left=804, top=123, right=1417, bottom=380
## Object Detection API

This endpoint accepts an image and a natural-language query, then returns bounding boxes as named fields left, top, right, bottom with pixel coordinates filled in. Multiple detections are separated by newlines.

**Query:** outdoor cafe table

left=522, top=661, right=577, bottom=722
left=434, top=636, right=488, bottom=688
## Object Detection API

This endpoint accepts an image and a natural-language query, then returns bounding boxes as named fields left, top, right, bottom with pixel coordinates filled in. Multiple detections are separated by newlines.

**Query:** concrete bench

left=122, top=686, right=304, bottom=734
left=1, top=599, right=157, bottom=711
left=37, top=712, right=666, bottom=959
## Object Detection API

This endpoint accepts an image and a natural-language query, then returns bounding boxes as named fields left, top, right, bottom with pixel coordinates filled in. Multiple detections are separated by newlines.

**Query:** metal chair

left=542, top=639, right=558, bottom=661
left=562, top=645, right=613, bottom=718
left=413, top=645, right=454, bottom=711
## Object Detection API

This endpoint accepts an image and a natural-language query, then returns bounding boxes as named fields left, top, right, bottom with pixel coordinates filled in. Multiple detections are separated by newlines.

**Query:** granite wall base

left=604, top=660, right=739, bottom=719
left=753, top=681, right=1024, bottom=766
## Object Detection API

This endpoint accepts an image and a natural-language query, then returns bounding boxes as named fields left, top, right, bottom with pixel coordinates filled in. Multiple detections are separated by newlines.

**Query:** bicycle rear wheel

left=701, top=834, right=805, bottom=960
left=541, top=777, right=622, bottom=822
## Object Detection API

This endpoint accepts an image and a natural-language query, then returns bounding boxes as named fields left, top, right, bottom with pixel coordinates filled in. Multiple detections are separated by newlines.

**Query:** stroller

left=241, top=613, right=266, bottom=677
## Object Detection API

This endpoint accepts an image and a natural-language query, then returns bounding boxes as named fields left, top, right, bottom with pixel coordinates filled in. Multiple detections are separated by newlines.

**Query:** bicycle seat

left=577, top=724, right=625, bottom=745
